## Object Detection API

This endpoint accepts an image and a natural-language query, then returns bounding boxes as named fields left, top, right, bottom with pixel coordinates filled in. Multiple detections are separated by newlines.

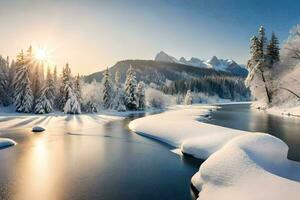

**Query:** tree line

left=0, top=46, right=146, bottom=114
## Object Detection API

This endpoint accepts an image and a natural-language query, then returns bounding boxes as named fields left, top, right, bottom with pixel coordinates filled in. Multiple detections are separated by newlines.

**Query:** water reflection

left=0, top=112, right=199, bottom=200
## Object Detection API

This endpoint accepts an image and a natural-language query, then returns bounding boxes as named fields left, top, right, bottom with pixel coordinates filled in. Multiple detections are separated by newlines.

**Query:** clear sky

left=0, top=0, right=299, bottom=75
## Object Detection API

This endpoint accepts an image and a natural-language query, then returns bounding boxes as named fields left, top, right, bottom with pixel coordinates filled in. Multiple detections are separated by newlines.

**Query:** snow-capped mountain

left=154, top=51, right=248, bottom=76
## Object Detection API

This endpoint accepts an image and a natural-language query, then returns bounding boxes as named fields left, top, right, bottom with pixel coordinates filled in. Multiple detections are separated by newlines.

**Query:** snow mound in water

left=32, top=126, right=45, bottom=132
left=0, top=138, right=17, bottom=148
left=129, top=105, right=247, bottom=159
left=192, top=133, right=300, bottom=200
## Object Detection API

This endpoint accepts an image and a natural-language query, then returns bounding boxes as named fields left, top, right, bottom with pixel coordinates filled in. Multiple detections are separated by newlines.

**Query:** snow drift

left=129, top=105, right=300, bottom=200
left=129, top=105, right=248, bottom=159
left=192, top=133, right=300, bottom=200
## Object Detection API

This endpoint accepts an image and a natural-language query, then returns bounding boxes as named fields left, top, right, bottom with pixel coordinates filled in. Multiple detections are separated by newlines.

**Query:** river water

left=0, top=113, right=201, bottom=200
left=0, top=104, right=299, bottom=200
left=206, top=103, right=300, bottom=161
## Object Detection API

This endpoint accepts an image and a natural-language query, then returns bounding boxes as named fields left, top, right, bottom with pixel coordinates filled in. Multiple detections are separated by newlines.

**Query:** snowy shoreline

left=129, top=104, right=300, bottom=200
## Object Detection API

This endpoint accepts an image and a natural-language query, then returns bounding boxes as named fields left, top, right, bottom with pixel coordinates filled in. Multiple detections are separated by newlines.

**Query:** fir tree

left=115, top=70, right=121, bottom=87
left=14, top=50, right=33, bottom=113
left=74, top=74, right=82, bottom=104
left=267, top=32, right=280, bottom=65
left=34, top=88, right=52, bottom=114
left=112, top=70, right=126, bottom=111
left=102, top=68, right=113, bottom=109
left=124, top=65, right=138, bottom=110
left=34, top=67, right=56, bottom=114
left=0, top=56, right=10, bottom=106
left=250, top=36, right=263, bottom=62
left=64, top=81, right=81, bottom=114
left=258, top=26, right=267, bottom=59
left=137, top=81, right=146, bottom=110
left=184, top=90, right=193, bottom=105
left=8, top=59, right=16, bottom=104
left=58, top=63, right=72, bottom=111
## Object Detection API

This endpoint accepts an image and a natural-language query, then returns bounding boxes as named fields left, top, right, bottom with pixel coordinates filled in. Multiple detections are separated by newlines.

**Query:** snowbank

left=129, top=105, right=248, bottom=159
left=129, top=105, right=300, bottom=200
left=192, top=133, right=300, bottom=200
left=0, top=138, right=16, bottom=148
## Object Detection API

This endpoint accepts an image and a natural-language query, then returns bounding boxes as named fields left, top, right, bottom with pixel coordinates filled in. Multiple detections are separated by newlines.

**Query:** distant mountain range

left=84, top=51, right=248, bottom=85
left=155, top=51, right=248, bottom=77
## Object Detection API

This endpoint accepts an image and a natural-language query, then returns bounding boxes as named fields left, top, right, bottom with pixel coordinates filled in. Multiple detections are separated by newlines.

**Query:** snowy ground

left=128, top=104, right=300, bottom=200
left=251, top=101, right=300, bottom=117
left=129, top=104, right=249, bottom=159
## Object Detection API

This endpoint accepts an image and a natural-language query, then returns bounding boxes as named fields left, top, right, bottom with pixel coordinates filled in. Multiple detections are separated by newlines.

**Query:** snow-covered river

left=0, top=104, right=299, bottom=200
left=0, top=112, right=201, bottom=200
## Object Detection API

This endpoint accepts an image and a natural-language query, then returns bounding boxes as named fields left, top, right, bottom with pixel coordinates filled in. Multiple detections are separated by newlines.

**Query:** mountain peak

left=155, top=51, right=178, bottom=63
left=153, top=51, right=247, bottom=76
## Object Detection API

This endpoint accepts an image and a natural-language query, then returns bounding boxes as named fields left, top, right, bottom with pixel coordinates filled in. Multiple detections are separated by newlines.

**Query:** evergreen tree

left=250, top=36, right=263, bottom=62
left=8, top=59, right=16, bottom=104
left=14, top=50, right=33, bottom=113
left=258, top=26, right=267, bottom=59
left=53, top=65, right=60, bottom=108
left=267, top=32, right=280, bottom=64
left=112, top=70, right=126, bottom=111
left=64, top=80, right=81, bottom=114
left=184, top=90, right=193, bottom=105
left=115, top=70, right=121, bottom=87
left=125, top=66, right=138, bottom=110
left=34, top=67, right=56, bottom=114
left=59, top=63, right=81, bottom=114
left=137, top=81, right=146, bottom=110
left=34, top=88, right=52, bottom=114
left=102, top=68, right=113, bottom=109
left=114, top=88, right=126, bottom=112
left=58, top=63, right=72, bottom=111
left=74, top=74, right=82, bottom=104
left=0, top=56, right=10, bottom=106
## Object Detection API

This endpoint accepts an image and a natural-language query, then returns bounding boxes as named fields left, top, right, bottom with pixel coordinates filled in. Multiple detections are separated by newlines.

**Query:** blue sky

left=0, top=0, right=299, bottom=74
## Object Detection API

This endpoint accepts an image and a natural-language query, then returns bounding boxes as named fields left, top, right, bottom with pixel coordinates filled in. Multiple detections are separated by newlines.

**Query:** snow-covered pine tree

left=7, top=59, right=16, bottom=104
left=14, top=50, right=34, bottom=113
left=45, top=67, right=55, bottom=108
left=184, top=90, right=193, bottom=105
left=58, top=63, right=72, bottom=111
left=0, top=56, right=10, bottom=106
left=74, top=74, right=82, bottom=104
left=34, top=67, right=56, bottom=114
left=124, top=65, right=138, bottom=110
left=102, top=68, right=113, bottom=109
left=267, top=32, right=280, bottom=65
left=34, top=89, right=52, bottom=114
left=246, top=27, right=274, bottom=104
left=110, top=70, right=125, bottom=111
left=114, top=87, right=126, bottom=112
left=258, top=26, right=267, bottom=59
left=64, top=80, right=81, bottom=114
left=249, top=36, right=262, bottom=64
left=61, top=63, right=81, bottom=114
left=136, top=81, right=146, bottom=110
left=115, top=70, right=121, bottom=87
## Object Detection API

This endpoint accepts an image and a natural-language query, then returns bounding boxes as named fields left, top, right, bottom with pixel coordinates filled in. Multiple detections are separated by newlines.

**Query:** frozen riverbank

left=128, top=104, right=300, bottom=200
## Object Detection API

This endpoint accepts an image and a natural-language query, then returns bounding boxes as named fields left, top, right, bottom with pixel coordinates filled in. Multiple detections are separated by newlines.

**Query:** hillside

left=84, top=59, right=241, bottom=85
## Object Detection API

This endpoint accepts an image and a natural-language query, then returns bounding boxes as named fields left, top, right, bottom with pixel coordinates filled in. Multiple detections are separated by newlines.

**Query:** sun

left=33, top=47, right=49, bottom=62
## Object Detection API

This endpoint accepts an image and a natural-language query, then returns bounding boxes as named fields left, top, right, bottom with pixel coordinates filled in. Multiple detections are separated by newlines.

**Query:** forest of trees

left=0, top=46, right=146, bottom=114
left=162, top=76, right=250, bottom=101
